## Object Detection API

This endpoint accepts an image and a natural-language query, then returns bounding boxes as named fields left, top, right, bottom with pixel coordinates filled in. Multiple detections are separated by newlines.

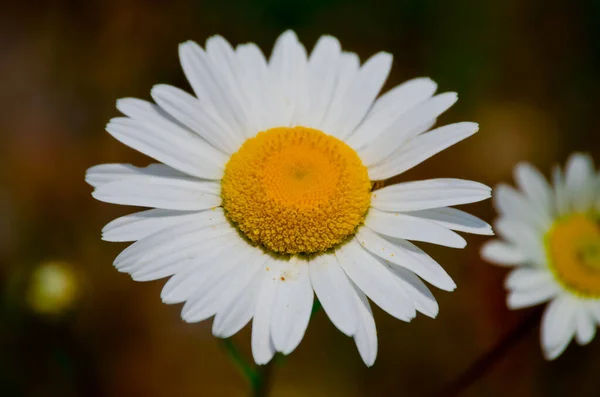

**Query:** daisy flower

left=86, top=31, right=491, bottom=366
left=482, top=153, right=600, bottom=360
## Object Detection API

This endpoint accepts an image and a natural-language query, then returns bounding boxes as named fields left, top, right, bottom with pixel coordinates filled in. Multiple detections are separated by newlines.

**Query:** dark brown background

left=1, top=0, right=600, bottom=396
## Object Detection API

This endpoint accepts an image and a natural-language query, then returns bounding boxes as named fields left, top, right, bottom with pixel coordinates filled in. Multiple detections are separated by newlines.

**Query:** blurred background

left=1, top=0, right=600, bottom=396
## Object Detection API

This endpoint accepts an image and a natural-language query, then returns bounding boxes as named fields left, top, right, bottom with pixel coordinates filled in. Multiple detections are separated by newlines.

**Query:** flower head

left=87, top=31, right=490, bottom=366
left=482, top=153, right=600, bottom=360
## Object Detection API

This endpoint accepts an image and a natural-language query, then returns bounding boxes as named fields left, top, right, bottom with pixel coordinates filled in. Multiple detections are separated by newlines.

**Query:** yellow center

left=546, top=213, right=600, bottom=297
left=221, top=126, right=371, bottom=255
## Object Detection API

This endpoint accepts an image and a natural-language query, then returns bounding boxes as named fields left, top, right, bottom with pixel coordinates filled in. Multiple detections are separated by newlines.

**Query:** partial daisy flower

left=482, top=153, right=600, bottom=360
left=87, top=31, right=491, bottom=366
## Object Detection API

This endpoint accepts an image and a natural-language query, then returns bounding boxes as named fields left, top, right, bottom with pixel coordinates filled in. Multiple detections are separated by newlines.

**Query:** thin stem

left=252, top=359, right=276, bottom=397
left=220, top=339, right=257, bottom=386
left=431, top=307, right=543, bottom=397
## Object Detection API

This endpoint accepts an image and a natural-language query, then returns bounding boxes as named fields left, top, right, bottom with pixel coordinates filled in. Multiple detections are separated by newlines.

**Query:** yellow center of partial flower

left=221, top=126, right=371, bottom=255
left=546, top=213, right=600, bottom=297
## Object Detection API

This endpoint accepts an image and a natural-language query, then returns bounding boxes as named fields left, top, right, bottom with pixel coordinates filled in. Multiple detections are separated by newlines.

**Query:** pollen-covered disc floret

left=546, top=214, right=600, bottom=298
left=221, top=126, right=371, bottom=254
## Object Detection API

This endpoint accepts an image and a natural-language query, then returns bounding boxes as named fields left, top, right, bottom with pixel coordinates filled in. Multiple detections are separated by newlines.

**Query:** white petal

left=384, top=263, right=439, bottom=318
left=575, top=306, right=596, bottom=346
left=349, top=283, right=377, bottom=367
left=493, top=184, right=552, bottom=232
left=358, top=92, right=458, bottom=167
left=323, top=52, right=392, bottom=140
left=271, top=258, right=314, bottom=355
left=552, top=165, right=569, bottom=217
left=115, top=218, right=233, bottom=274
left=541, top=295, right=576, bottom=360
left=112, top=100, right=227, bottom=179
left=481, top=240, right=527, bottom=266
left=150, top=84, right=239, bottom=153
left=130, top=228, right=237, bottom=282
left=85, top=163, right=186, bottom=188
left=514, top=162, right=553, bottom=218
left=505, top=267, right=555, bottom=291
left=158, top=233, right=243, bottom=303
left=348, top=77, right=437, bottom=150
left=92, top=176, right=221, bottom=210
left=356, top=228, right=455, bottom=291
left=251, top=260, right=279, bottom=365
left=371, top=179, right=491, bottom=212
left=406, top=207, right=493, bottom=235
left=212, top=266, right=266, bottom=338
left=317, top=52, right=360, bottom=133
left=308, top=252, right=357, bottom=336
left=507, top=284, right=560, bottom=309
left=178, top=40, right=247, bottom=139
left=336, top=239, right=416, bottom=321
left=102, top=208, right=223, bottom=242
left=181, top=247, right=265, bottom=323
left=235, top=43, right=270, bottom=135
left=565, top=153, right=596, bottom=212
left=367, top=122, right=479, bottom=181
left=268, top=30, right=309, bottom=127
left=365, top=209, right=466, bottom=248
left=305, top=35, right=342, bottom=128
left=494, top=218, right=546, bottom=266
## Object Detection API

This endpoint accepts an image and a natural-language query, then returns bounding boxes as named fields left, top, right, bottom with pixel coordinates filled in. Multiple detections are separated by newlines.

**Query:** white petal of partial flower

left=336, top=239, right=416, bottom=321
left=317, top=52, right=360, bottom=134
left=575, top=306, right=596, bottom=346
left=102, top=208, right=224, bottom=242
left=252, top=260, right=279, bottom=365
left=552, top=165, right=569, bottom=217
left=271, top=258, right=314, bottom=355
left=384, top=263, right=439, bottom=318
left=371, top=179, right=491, bottom=212
left=365, top=209, right=466, bottom=248
left=405, top=207, right=493, bottom=235
left=305, top=35, right=342, bottom=128
left=92, top=176, right=221, bottom=210
left=348, top=77, right=437, bottom=150
left=507, top=284, right=561, bottom=309
left=481, top=240, right=527, bottom=266
left=493, top=184, right=552, bottom=232
left=212, top=266, right=266, bottom=338
left=494, top=218, right=546, bottom=266
left=150, top=84, right=239, bottom=153
left=356, top=228, right=455, bottom=291
left=514, top=162, right=553, bottom=218
left=324, top=52, right=392, bottom=140
left=586, top=300, right=600, bottom=325
left=85, top=163, right=187, bottom=188
left=349, top=283, right=377, bottom=367
left=358, top=92, right=458, bottom=167
left=367, top=122, right=479, bottom=181
left=565, top=153, right=596, bottom=212
left=505, top=267, right=555, bottom=291
left=268, top=30, right=309, bottom=127
left=106, top=115, right=226, bottom=180
left=308, top=252, right=357, bottom=336
left=178, top=40, right=247, bottom=139
left=181, top=247, right=265, bottom=323
left=541, top=295, right=577, bottom=360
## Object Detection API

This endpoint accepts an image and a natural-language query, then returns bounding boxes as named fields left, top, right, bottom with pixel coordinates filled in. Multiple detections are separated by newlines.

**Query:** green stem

left=221, top=339, right=257, bottom=386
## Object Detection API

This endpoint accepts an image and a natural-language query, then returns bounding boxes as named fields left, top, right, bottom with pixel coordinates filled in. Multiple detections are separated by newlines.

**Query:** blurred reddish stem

left=432, top=307, right=543, bottom=397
